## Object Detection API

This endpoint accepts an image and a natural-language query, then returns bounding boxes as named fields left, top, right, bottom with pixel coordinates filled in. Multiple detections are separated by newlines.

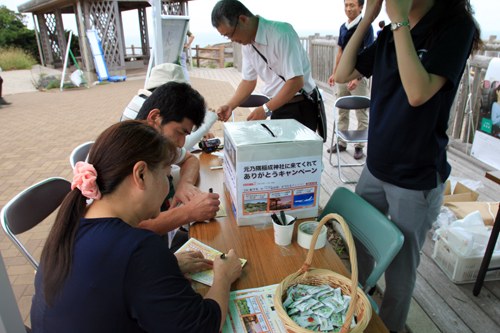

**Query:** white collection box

left=223, top=119, right=323, bottom=226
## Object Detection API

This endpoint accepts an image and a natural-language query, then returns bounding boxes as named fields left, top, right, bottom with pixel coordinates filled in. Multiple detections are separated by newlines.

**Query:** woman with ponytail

left=31, top=120, right=242, bottom=333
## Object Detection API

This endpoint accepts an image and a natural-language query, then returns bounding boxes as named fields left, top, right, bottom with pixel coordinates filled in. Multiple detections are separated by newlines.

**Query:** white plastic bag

left=70, top=69, right=84, bottom=87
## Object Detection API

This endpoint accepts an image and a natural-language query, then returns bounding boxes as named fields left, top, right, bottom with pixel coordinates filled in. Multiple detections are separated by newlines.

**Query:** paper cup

left=273, top=215, right=295, bottom=246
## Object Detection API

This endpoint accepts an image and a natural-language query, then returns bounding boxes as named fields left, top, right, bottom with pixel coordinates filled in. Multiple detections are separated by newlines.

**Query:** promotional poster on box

left=224, top=154, right=321, bottom=215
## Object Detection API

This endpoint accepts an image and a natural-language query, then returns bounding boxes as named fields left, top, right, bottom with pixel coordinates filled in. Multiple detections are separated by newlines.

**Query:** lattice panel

left=161, top=1, right=184, bottom=15
left=88, top=0, right=122, bottom=69
left=44, top=13, right=62, bottom=62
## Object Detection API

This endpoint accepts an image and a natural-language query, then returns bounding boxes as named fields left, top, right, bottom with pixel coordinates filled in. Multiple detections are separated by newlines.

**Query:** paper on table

left=222, top=284, right=286, bottom=333
left=175, top=238, right=246, bottom=286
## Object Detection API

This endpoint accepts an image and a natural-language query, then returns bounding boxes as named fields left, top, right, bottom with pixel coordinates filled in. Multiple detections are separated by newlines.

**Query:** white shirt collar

left=345, top=14, right=362, bottom=30
left=254, top=15, right=268, bottom=46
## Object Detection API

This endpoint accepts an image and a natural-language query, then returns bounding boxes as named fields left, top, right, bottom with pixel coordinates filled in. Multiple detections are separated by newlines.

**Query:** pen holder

left=274, top=213, right=372, bottom=333
left=273, top=214, right=295, bottom=246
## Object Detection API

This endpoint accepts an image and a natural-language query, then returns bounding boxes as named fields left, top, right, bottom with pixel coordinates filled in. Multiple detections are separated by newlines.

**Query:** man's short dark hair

left=211, top=0, right=254, bottom=29
left=379, top=20, right=385, bottom=29
left=137, top=82, right=206, bottom=128
left=346, top=0, right=364, bottom=6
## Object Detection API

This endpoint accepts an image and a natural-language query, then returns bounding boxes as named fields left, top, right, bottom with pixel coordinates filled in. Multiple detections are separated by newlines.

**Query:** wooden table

left=190, top=152, right=388, bottom=333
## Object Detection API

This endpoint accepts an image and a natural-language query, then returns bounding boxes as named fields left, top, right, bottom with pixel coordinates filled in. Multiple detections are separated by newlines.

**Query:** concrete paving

left=0, top=65, right=441, bottom=333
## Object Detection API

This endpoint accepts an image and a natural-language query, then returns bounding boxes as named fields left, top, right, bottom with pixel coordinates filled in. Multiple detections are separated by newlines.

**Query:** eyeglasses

left=223, top=21, right=238, bottom=40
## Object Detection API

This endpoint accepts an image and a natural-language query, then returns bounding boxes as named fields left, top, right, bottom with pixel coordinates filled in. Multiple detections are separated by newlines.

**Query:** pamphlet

left=222, top=284, right=287, bottom=333
left=175, top=238, right=246, bottom=286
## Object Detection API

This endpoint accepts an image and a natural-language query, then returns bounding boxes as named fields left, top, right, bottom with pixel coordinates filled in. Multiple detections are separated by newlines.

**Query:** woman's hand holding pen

left=214, top=249, right=242, bottom=284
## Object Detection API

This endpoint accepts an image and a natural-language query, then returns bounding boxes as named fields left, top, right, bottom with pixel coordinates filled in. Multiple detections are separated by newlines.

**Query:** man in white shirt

left=211, top=0, right=325, bottom=139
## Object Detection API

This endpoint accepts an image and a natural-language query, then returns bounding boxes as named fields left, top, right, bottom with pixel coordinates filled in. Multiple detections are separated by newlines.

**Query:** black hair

left=211, top=0, right=254, bottom=28
left=41, top=120, right=178, bottom=306
left=425, top=0, right=482, bottom=54
left=379, top=20, right=385, bottom=29
left=137, top=81, right=206, bottom=129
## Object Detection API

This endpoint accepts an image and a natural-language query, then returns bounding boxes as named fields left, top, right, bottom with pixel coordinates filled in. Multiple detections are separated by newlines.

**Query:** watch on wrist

left=391, top=21, right=410, bottom=31
left=263, top=103, right=272, bottom=117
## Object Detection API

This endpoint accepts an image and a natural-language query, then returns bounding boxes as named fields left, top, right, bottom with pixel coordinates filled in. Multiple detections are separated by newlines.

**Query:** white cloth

left=345, top=14, right=362, bottom=30
left=241, top=16, right=315, bottom=98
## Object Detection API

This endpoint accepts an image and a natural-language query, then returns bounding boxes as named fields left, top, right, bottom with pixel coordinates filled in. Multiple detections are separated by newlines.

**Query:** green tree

left=0, top=5, right=39, bottom=62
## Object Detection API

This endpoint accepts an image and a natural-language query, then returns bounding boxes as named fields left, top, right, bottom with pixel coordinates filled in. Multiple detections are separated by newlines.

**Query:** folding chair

left=318, top=187, right=404, bottom=313
left=329, top=96, right=370, bottom=183
left=70, top=141, right=94, bottom=169
left=1, top=178, right=72, bottom=269
left=237, top=94, right=270, bottom=122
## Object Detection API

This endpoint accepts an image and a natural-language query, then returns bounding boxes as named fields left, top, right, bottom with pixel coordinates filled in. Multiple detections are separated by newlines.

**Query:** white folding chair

left=70, top=141, right=94, bottom=169
left=329, top=96, right=370, bottom=183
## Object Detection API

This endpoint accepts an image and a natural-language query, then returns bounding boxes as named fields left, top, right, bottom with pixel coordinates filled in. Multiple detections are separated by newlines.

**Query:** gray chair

left=329, top=96, right=370, bottom=183
left=236, top=94, right=270, bottom=122
left=318, top=187, right=404, bottom=313
left=69, top=141, right=94, bottom=169
left=1, top=178, right=71, bottom=269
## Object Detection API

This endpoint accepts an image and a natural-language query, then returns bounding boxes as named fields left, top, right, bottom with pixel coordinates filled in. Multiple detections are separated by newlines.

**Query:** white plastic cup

left=273, top=214, right=295, bottom=246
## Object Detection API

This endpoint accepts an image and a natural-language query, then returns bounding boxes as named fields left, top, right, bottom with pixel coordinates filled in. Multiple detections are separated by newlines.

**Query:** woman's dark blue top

left=31, top=217, right=221, bottom=333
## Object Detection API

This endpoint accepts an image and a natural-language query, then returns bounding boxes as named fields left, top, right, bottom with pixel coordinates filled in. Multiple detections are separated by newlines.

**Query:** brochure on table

left=223, top=120, right=323, bottom=226
left=175, top=238, right=246, bottom=286
left=471, top=58, right=500, bottom=170
left=222, top=284, right=286, bottom=333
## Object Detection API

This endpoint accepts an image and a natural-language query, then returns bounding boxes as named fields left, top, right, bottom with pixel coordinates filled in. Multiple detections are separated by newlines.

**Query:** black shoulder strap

left=251, top=44, right=317, bottom=102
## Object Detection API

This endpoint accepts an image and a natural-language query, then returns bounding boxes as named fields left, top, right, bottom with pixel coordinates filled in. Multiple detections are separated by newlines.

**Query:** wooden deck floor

left=191, top=67, right=500, bottom=333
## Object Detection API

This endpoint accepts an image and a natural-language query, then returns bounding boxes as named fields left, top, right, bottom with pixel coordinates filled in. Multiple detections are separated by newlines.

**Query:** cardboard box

left=443, top=180, right=479, bottom=203
left=443, top=202, right=499, bottom=226
left=223, top=120, right=322, bottom=226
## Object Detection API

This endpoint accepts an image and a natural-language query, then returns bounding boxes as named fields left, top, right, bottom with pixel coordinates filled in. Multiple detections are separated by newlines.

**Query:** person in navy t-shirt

left=334, top=0, right=481, bottom=332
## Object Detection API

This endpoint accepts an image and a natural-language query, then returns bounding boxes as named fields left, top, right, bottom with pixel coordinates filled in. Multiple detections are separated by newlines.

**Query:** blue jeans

left=355, top=166, right=445, bottom=332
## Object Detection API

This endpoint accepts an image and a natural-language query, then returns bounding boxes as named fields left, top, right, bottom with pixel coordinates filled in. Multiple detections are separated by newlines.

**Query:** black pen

left=209, top=188, right=213, bottom=193
left=287, top=218, right=297, bottom=226
left=271, top=213, right=282, bottom=225
left=280, top=210, right=287, bottom=225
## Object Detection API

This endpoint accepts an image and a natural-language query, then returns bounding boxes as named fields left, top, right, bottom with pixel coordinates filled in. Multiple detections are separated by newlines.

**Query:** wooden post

left=220, top=44, right=225, bottom=68
left=454, top=68, right=469, bottom=139
left=131, top=45, right=135, bottom=55
left=196, top=45, right=200, bottom=68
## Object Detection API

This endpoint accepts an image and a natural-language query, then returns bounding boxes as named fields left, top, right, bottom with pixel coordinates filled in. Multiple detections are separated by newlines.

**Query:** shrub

left=0, top=47, right=36, bottom=70
left=225, top=62, right=234, bottom=68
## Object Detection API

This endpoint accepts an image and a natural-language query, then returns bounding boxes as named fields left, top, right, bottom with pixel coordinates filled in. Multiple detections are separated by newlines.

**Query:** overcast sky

left=3, top=0, right=500, bottom=46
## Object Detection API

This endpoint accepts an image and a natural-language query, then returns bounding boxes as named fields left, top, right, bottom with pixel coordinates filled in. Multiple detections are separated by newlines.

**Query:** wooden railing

left=303, top=33, right=500, bottom=152
left=448, top=36, right=500, bottom=146
left=194, top=44, right=225, bottom=68
left=125, top=45, right=149, bottom=61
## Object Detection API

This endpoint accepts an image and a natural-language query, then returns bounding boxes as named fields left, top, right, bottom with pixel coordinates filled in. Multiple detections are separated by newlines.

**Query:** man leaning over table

left=328, top=0, right=373, bottom=160
left=211, top=0, right=324, bottom=138
left=136, top=81, right=220, bottom=251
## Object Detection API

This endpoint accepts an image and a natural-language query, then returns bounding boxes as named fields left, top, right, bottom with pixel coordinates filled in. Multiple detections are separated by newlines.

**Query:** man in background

left=328, top=0, right=373, bottom=159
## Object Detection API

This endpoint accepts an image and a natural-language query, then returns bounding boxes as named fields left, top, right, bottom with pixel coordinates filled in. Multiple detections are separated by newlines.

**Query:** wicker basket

left=274, top=213, right=372, bottom=333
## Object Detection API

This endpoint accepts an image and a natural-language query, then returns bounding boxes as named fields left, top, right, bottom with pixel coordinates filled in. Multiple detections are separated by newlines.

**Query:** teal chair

left=318, top=187, right=404, bottom=313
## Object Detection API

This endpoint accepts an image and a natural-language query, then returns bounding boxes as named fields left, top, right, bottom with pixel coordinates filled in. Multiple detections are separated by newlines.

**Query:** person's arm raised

left=335, top=0, right=383, bottom=83
left=386, top=0, right=447, bottom=106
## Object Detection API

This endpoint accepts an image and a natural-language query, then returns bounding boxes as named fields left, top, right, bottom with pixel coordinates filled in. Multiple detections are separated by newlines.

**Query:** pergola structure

left=18, top=0, right=193, bottom=81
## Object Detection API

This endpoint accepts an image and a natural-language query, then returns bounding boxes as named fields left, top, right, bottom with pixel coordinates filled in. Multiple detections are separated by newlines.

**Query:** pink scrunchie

left=72, top=162, right=102, bottom=200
